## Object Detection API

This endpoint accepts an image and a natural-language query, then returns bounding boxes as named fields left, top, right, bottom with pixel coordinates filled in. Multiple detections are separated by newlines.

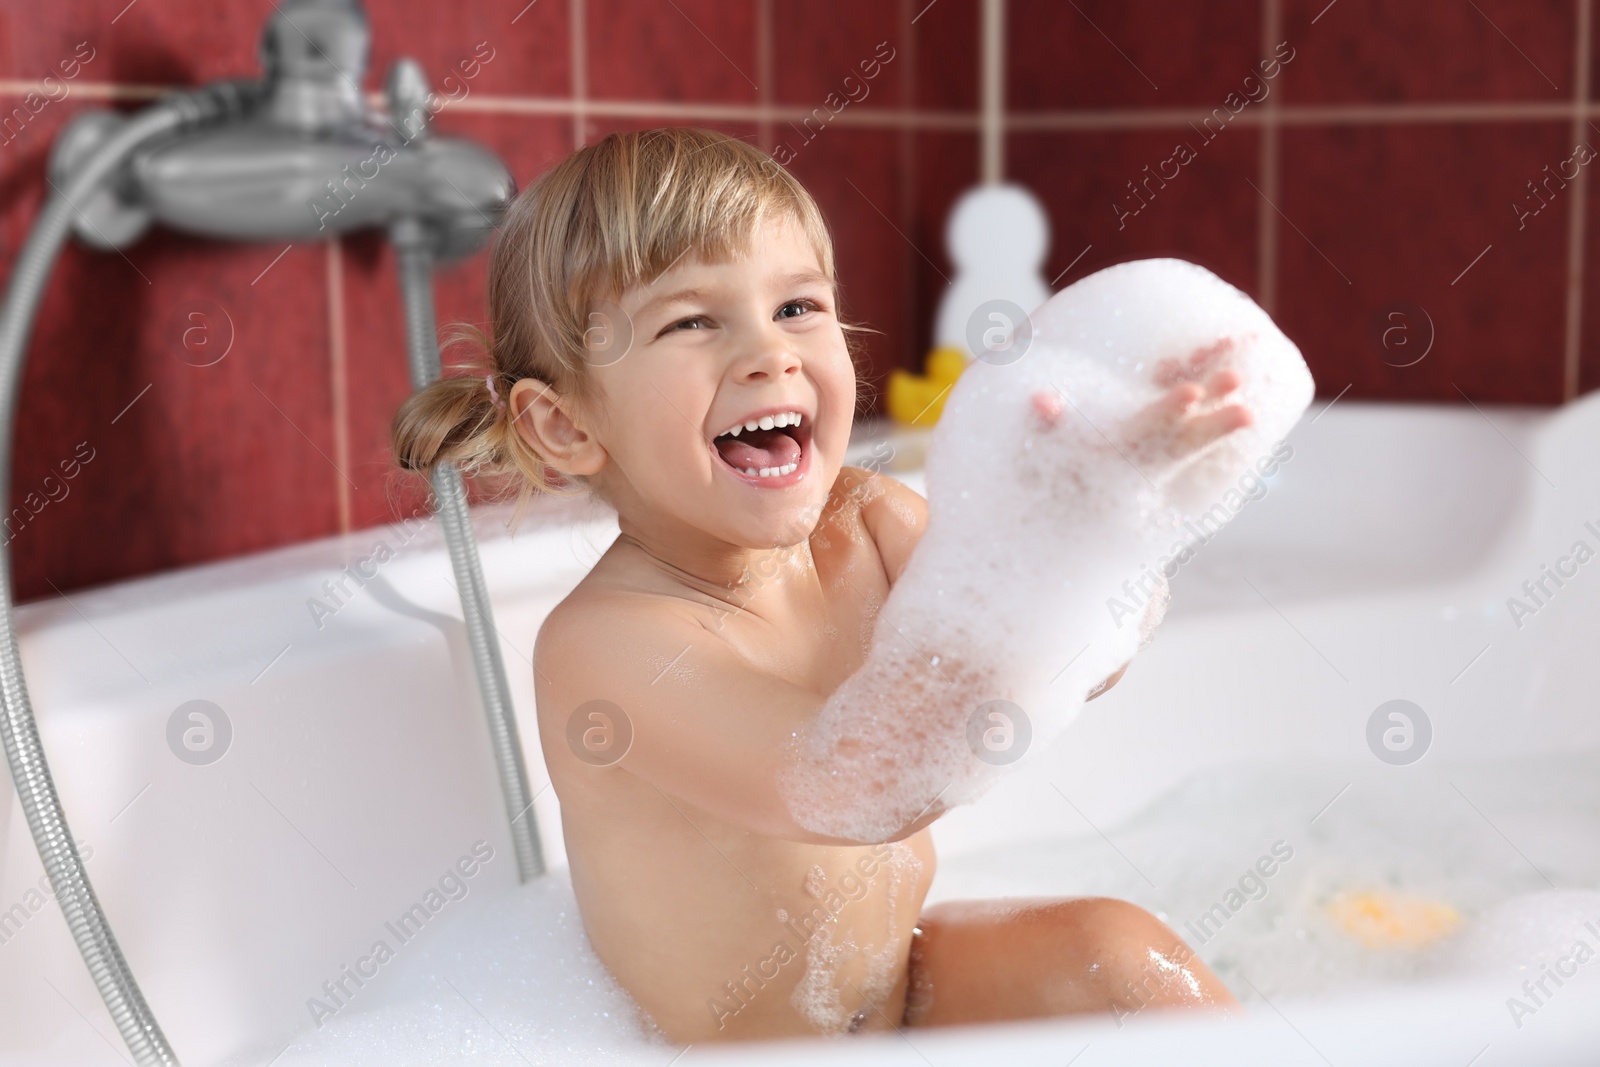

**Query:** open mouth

left=710, top=409, right=811, bottom=484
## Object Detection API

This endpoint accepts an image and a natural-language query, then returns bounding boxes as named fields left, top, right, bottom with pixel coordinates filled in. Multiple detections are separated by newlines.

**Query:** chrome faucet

left=51, top=0, right=511, bottom=257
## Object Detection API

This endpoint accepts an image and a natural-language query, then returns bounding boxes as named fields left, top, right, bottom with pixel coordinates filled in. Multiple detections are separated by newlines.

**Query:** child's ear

left=507, top=378, right=607, bottom=477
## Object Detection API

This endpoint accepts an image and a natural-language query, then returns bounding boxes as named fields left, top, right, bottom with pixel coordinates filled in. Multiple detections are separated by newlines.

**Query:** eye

left=657, top=315, right=709, bottom=338
left=777, top=299, right=822, bottom=321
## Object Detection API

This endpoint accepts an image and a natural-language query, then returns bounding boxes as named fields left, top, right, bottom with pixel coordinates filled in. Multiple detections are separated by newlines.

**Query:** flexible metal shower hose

left=391, top=218, right=545, bottom=883
left=0, top=82, right=256, bottom=1067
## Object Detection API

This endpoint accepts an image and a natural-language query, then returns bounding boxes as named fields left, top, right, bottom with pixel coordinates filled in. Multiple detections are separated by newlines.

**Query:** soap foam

left=781, top=259, right=1315, bottom=841
left=931, top=751, right=1600, bottom=1001
left=257, top=753, right=1595, bottom=1063
left=267, top=871, right=668, bottom=1067
left=1441, top=889, right=1600, bottom=978
left=788, top=842, right=924, bottom=1034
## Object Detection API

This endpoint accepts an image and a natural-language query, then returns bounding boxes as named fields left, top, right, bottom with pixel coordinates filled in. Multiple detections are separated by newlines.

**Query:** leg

left=903, top=896, right=1238, bottom=1028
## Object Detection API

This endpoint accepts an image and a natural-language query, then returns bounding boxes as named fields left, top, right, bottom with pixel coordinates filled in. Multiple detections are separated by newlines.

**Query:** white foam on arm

left=780, top=259, right=1315, bottom=842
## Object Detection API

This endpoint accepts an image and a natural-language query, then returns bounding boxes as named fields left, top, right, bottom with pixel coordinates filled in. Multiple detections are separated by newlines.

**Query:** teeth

left=741, top=460, right=799, bottom=479
left=718, top=411, right=806, bottom=438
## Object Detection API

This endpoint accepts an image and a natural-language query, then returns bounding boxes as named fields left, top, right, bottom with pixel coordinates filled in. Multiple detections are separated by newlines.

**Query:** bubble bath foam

left=781, top=258, right=1316, bottom=842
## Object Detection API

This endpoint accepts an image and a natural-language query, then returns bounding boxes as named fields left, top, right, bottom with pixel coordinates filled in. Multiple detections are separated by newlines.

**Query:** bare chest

left=702, top=530, right=889, bottom=698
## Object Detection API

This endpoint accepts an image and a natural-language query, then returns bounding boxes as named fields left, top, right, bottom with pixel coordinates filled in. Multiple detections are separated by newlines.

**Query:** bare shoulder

left=534, top=572, right=677, bottom=710
left=531, top=576, right=702, bottom=776
left=828, top=464, right=927, bottom=585
left=529, top=552, right=834, bottom=839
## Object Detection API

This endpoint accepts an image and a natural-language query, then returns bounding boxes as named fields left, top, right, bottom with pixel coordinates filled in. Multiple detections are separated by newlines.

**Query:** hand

left=1152, top=334, right=1250, bottom=388
left=1121, top=335, right=1255, bottom=473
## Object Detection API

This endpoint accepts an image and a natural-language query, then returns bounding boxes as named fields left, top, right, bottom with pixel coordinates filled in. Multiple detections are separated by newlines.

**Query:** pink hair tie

left=485, top=373, right=507, bottom=411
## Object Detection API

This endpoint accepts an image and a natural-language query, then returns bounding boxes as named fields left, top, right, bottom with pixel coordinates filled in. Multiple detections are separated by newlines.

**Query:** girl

left=393, top=127, right=1241, bottom=1043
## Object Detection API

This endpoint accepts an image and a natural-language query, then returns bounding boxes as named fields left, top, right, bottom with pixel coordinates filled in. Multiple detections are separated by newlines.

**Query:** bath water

left=267, top=871, right=669, bottom=1067
left=270, top=748, right=1600, bottom=1065
left=932, top=749, right=1600, bottom=1001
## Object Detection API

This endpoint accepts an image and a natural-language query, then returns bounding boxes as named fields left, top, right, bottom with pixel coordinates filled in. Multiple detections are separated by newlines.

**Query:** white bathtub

left=2, top=397, right=1599, bottom=1066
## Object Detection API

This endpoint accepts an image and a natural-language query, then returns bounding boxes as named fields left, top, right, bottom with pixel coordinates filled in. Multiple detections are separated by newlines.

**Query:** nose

left=732, top=320, right=804, bottom=382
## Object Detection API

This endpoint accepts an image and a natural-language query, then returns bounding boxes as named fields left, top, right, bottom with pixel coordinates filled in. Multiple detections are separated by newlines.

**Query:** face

left=562, top=212, right=856, bottom=553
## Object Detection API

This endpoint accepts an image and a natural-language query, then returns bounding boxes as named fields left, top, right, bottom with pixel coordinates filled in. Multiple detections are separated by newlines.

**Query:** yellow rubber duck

left=1325, top=890, right=1462, bottom=949
left=886, top=346, right=971, bottom=426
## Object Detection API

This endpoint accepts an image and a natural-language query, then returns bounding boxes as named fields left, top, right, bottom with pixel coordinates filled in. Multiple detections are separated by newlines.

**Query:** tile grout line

left=1007, top=100, right=1586, bottom=127
left=3, top=80, right=1592, bottom=129
left=899, top=0, right=919, bottom=374
left=456, top=95, right=983, bottom=126
left=326, top=239, right=352, bottom=534
left=896, top=0, right=921, bottom=379
left=1258, top=0, right=1282, bottom=314
left=1563, top=0, right=1592, bottom=401
left=756, top=0, right=774, bottom=151
left=571, top=0, right=587, bottom=148
left=981, top=0, right=1004, bottom=182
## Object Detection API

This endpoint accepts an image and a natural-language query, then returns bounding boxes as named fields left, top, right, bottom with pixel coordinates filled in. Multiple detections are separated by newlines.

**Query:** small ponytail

left=390, top=325, right=579, bottom=514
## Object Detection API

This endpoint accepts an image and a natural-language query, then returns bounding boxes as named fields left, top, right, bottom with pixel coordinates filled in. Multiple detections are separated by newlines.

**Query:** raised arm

left=776, top=349, right=1265, bottom=843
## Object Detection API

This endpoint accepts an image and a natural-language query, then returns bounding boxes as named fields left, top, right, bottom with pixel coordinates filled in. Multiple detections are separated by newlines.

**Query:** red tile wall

left=1, top=0, right=1595, bottom=599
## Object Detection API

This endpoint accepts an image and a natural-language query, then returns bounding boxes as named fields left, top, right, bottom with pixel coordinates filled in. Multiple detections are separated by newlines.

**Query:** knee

left=1064, top=898, right=1211, bottom=1008
left=1062, top=895, right=1222, bottom=1017
left=907, top=896, right=1232, bottom=1026
left=1070, top=897, right=1178, bottom=950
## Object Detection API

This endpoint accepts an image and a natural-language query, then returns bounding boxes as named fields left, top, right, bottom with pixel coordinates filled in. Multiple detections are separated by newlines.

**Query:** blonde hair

left=390, top=127, right=871, bottom=517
